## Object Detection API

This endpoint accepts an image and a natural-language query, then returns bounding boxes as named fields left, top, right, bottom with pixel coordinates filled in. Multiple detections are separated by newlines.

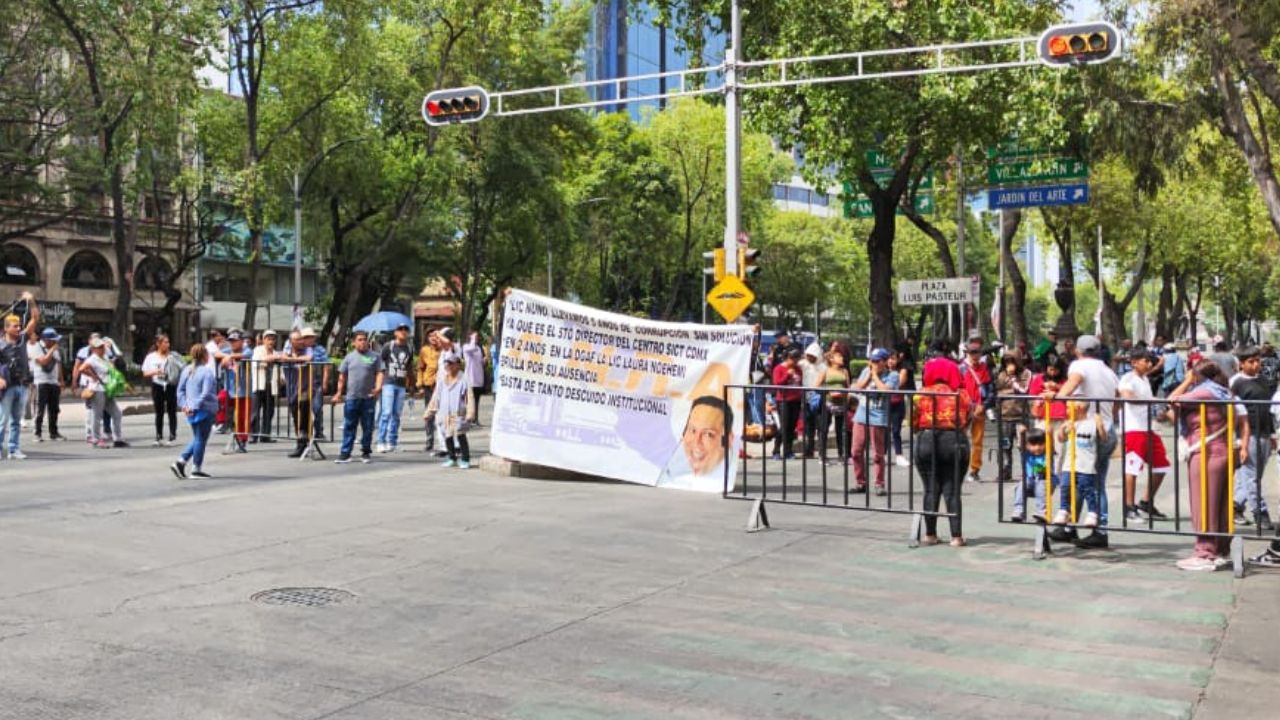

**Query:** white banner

left=897, top=278, right=973, bottom=306
left=491, top=290, right=753, bottom=492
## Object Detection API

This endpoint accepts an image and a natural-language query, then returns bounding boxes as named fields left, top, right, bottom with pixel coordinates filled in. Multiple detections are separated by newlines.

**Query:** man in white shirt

left=1044, top=334, right=1119, bottom=549
left=1117, top=350, right=1169, bottom=522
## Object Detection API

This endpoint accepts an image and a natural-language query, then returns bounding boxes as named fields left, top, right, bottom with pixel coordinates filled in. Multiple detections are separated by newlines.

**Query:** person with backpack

left=913, top=355, right=972, bottom=547
left=0, top=291, right=39, bottom=459
left=80, top=337, right=127, bottom=449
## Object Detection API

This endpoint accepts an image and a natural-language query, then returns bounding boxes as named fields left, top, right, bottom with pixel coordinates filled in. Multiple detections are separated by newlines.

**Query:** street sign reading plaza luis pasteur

left=897, top=278, right=973, bottom=306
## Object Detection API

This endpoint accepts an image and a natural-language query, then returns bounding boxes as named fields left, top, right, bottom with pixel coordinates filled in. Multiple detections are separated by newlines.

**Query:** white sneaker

left=1176, top=556, right=1217, bottom=572
left=965, top=471, right=980, bottom=483
left=1081, top=512, right=1099, bottom=528
left=1052, top=509, right=1069, bottom=525
left=894, top=454, right=909, bottom=468
left=388, top=445, right=399, bottom=453
left=152, top=439, right=163, bottom=447
left=8, top=450, right=27, bottom=460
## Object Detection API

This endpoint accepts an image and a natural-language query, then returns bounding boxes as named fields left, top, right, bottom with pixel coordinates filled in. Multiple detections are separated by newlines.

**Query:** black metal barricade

left=215, top=359, right=333, bottom=460
left=994, top=392, right=1279, bottom=577
left=723, top=383, right=966, bottom=547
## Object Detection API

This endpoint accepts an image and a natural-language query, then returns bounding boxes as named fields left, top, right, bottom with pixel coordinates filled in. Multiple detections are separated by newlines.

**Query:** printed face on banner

left=490, top=290, right=753, bottom=491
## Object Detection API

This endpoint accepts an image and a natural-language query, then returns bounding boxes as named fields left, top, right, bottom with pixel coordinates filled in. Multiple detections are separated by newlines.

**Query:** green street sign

left=843, top=192, right=935, bottom=219
left=987, top=157, right=1089, bottom=184
left=986, top=141, right=1044, bottom=161
left=866, top=149, right=893, bottom=169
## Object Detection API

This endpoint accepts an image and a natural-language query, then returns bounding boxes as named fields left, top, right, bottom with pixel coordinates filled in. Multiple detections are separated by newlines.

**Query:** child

left=1010, top=428, right=1050, bottom=522
left=1052, top=401, right=1107, bottom=528
left=425, top=352, right=476, bottom=468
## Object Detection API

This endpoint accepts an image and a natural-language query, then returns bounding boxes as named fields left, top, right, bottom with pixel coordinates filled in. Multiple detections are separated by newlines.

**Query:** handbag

left=1178, top=425, right=1226, bottom=459
left=80, top=387, right=95, bottom=400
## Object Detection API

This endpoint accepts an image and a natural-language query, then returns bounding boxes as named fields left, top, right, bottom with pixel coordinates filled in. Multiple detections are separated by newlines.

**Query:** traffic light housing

left=737, top=247, right=760, bottom=280
left=1037, top=22, right=1121, bottom=67
left=703, top=249, right=726, bottom=281
left=422, top=86, right=490, bottom=126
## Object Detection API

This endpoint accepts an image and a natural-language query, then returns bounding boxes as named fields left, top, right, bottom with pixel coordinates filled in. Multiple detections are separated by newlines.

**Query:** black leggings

left=151, top=383, right=178, bottom=440
left=445, top=435, right=470, bottom=462
left=772, top=399, right=802, bottom=457
left=915, top=429, right=968, bottom=538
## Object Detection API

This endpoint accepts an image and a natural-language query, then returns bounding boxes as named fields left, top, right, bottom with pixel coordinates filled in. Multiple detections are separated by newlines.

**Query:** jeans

left=803, top=393, right=821, bottom=455
left=915, top=429, right=967, bottom=538
left=1234, top=435, right=1272, bottom=515
left=340, top=396, right=376, bottom=458
left=181, top=415, right=214, bottom=469
left=1093, top=429, right=1117, bottom=530
left=35, top=383, right=60, bottom=438
left=1057, top=472, right=1102, bottom=520
left=889, top=401, right=906, bottom=456
left=747, top=387, right=766, bottom=426
left=377, top=384, right=406, bottom=446
left=1013, top=465, right=1048, bottom=516
left=0, top=385, right=28, bottom=452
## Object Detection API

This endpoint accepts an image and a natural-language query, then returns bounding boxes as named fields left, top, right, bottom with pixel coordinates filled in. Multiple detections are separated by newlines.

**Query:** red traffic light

left=1038, top=21, right=1121, bottom=67
left=421, top=86, right=491, bottom=126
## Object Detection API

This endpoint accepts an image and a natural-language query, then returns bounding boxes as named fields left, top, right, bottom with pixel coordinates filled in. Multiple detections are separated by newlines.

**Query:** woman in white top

left=251, top=330, right=282, bottom=442
left=142, top=334, right=182, bottom=445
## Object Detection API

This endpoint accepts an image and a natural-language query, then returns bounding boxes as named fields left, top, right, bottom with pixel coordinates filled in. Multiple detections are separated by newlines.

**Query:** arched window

left=0, top=243, right=39, bottom=285
left=135, top=255, right=172, bottom=291
left=62, top=250, right=113, bottom=289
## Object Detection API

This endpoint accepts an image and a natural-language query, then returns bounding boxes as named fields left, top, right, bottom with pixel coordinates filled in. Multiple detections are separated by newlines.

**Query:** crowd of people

left=750, top=327, right=1280, bottom=570
left=0, top=302, right=491, bottom=475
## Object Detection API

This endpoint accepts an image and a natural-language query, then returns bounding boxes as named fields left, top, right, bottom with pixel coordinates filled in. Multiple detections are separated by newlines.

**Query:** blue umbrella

left=353, top=311, right=413, bottom=333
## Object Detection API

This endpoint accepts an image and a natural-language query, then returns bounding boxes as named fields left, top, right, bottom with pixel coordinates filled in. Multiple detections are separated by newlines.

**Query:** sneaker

left=1080, top=511, right=1099, bottom=528
left=334, top=455, right=353, bottom=464
left=1137, top=500, right=1167, bottom=520
left=1047, top=526, right=1077, bottom=542
left=95, top=440, right=111, bottom=449
left=287, top=449, right=304, bottom=459
left=170, top=460, right=187, bottom=479
left=1124, top=506, right=1143, bottom=522
left=458, top=461, right=471, bottom=470
left=1248, top=548, right=1280, bottom=566
left=966, top=471, right=980, bottom=483
left=8, top=450, right=26, bottom=460
left=1257, top=512, right=1275, bottom=532
left=874, top=486, right=887, bottom=497
left=375, top=443, right=387, bottom=453
left=894, top=454, right=910, bottom=468
left=152, top=439, right=164, bottom=447
left=1234, top=508, right=1253, bottom=527
left=360, top=454, right=371, bottom=464
left=1176, top=556, right=1217, bottom=572
left=442, top=459, right=457, bottom=468
left=1073, top=531, right=1109, bottom=549
left=388, top=445, right=399, bottom=454
left=1009, top=510, right=1026, bottom=523
left=1051, top=509, right=1069, bottom=525
left=1212, top=556, right=1232, bottom=570
left=851, top=485, right=868, bottom=494
left=35, top=434, right=43, bottom=443
left=191, top=470, right=212, bottom=478
left=113, top=440, right=129, bottom=448
left=50, top=433, right=65, bottom=441
left=770, top=453, right=782, bottom=461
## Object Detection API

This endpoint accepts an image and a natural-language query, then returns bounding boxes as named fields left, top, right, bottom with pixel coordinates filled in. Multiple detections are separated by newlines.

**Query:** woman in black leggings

left=913, top=350, right=971, bottom=546
left=141, top=334, right=179, bottom=445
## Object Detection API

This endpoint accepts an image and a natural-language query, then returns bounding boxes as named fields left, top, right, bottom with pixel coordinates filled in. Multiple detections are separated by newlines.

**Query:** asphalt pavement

left=1, top=402, right=1277, bottom=720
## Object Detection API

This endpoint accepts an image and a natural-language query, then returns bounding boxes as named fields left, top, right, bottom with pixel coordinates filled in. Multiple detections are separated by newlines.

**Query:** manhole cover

left=251, top=587, right=356, bottom=607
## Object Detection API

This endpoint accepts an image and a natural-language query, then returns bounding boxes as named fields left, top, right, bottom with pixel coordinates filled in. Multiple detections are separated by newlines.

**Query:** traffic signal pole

left=724, top=0, right=742, bottom=278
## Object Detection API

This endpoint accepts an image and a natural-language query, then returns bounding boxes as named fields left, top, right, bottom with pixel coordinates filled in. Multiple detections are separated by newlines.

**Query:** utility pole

left=956, top=146, right=967, bottom=340
left=292, top=172, right=303, bottom=307
left=997, top=209, right=1006, bottom=343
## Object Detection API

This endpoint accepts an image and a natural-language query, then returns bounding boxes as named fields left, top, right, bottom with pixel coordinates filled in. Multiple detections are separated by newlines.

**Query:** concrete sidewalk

left=0, top=408, right=1277, bottom=720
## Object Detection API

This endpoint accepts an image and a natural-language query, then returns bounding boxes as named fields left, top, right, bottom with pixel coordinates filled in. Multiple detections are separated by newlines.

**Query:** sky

left=1065, top=0, right=1106, bottom=22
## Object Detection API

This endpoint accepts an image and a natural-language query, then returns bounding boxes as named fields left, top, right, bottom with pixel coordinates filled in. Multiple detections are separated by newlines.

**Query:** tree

left=39, top=0, right=216, bottom=356
left=755, top=210, right=866, bottom=332
left=656, top=0, right=1062, bottom=344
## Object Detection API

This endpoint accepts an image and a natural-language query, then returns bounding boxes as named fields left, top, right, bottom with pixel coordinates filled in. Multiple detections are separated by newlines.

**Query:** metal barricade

left=215, top=358, right=332, bottom=460
left=994, top=392, right=1278, bottom=577
left=724, top=383, right=966, bottom=547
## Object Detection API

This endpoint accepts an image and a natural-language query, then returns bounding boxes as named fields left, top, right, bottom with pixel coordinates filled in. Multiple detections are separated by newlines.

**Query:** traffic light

left=737, top=247, right=760, bottom=280
left=703, top=249, right=726, bottom=281
left=422, top=86, right=490, bottom=126
left=1037, top=22, right=1121, bottom=67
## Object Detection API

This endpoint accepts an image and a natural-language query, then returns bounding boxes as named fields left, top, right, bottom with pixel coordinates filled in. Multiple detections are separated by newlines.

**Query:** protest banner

left=491, top=290, right=753, bottom=492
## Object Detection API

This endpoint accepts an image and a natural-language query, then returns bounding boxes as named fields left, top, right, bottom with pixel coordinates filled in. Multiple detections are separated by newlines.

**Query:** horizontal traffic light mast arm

left=488, top=65, right=723, bottom=118
left=736, top=36, right=1038, bottom=91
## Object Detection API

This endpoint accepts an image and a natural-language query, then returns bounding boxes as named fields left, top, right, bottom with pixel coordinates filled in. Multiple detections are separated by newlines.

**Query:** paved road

left=1, top=407, right=1276, bottom=720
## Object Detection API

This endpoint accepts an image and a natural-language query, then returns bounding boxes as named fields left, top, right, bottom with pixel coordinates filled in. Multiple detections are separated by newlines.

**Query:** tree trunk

left=241, top=226, right=263, bottom=332
left=1156, top=265, right=1175, bottom=339
left=1222, top=293, right=1236, bottom=346
left=1212, top=0, right=1280, bottom=113
left=1210, top=51, right=1280, bottom=238
left=867, top=204, right=897, bottom=347
left=107, top=158, right=134, bottom=358
left=999, top=210, right=1030, bottom=350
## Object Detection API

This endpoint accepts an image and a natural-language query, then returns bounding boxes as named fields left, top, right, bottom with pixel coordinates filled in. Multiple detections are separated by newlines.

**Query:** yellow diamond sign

left=707, top=274, right=755, bottom=323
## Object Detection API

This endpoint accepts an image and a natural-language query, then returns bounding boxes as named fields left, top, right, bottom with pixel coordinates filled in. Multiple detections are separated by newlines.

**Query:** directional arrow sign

left=706, top=275, right=755, bottom=323
left=989, top=183, right=1089, bottom=210
left=843, top=193, right=934, bottom=219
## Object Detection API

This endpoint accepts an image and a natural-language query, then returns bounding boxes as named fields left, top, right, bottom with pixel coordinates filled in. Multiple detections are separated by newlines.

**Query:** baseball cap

left=89, top=337, right=105, bottom=348
left=869, top=348, right=891, bottom=362
left=300, top=327, right=317, bottom=338
left=262, top=329, right=277, bottom=338
left=442, top=351, right=462, bottom=364
left=40, top=327, right=60, bottom=341
left=227, top=330, right=243, bottom=341
left=395, top=322, right=411, bottom=331
left=439, top=327, right=455, bottom=340
left=1076, top=334, right=1101, bottom=353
